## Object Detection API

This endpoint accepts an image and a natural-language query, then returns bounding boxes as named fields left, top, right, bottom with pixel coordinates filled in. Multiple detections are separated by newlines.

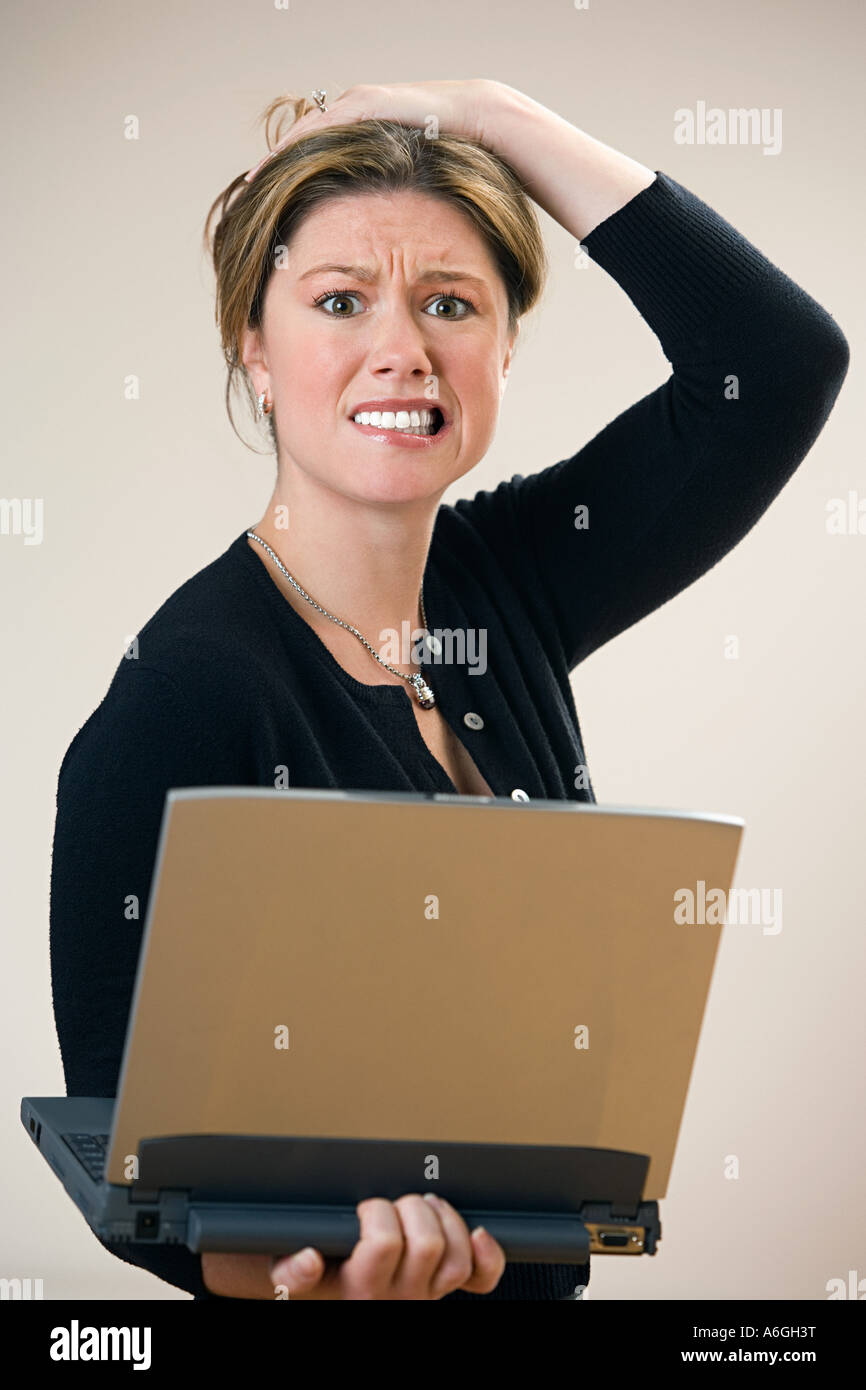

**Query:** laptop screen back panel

left=107, top=792, right=742, bottom=1200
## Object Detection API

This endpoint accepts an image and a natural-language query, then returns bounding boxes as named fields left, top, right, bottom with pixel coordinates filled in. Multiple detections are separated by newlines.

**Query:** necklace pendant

left=409, top=672, right=436, bottom=709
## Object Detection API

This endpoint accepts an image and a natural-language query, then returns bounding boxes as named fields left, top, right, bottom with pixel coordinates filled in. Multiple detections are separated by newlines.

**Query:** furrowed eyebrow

left=297, top=262, right=489, bottom=292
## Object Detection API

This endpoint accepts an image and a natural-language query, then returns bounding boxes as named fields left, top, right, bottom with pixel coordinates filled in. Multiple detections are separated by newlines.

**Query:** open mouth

left=350, top=406, right=446, bottom=438
left=428, top=407, right=445, bottom=435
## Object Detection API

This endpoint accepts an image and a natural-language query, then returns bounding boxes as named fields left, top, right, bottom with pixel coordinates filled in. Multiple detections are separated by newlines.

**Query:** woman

left=49, top=80, right=849, bottom=1301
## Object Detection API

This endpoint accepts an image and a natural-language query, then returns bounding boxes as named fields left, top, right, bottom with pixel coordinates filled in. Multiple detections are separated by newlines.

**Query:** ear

left=241, top=325, right=269, bottom=397
left=500, top=322, right=519, bottom=397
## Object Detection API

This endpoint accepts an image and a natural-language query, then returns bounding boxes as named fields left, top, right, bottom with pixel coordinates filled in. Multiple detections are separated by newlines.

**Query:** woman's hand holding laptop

left=202, top=1193, right=506, bottom=1299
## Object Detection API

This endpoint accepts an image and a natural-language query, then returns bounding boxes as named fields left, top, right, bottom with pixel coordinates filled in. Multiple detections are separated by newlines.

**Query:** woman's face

left=242, top=189, right=517, bottom=506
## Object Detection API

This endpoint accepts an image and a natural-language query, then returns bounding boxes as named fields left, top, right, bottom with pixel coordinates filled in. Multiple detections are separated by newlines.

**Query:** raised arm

left=456, top=86, right=849, bottom=671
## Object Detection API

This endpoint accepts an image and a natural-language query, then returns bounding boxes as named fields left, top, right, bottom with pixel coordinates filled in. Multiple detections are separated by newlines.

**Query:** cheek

left=460, top=362, right=504, bottom=422
left=460, top=363, right=504, bottom=452
left=280, top=338, right=346, bottom=411
left=450, top=337, right=503, bottom=394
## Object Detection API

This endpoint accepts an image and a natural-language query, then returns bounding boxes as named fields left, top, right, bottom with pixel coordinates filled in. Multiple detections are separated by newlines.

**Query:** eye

left=312, top=289, right=364, bottom=316
left=423, top=293, right=476, bottom=319
left=311, top=288, right=477, bottom=319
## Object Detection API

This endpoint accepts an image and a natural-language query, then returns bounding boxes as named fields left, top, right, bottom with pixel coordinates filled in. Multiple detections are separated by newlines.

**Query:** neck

left=249, top=468, right=441, bottom=652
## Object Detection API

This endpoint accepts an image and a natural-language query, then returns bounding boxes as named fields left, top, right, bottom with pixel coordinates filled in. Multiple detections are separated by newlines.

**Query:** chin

left=339, top=469, right=450, bottom=508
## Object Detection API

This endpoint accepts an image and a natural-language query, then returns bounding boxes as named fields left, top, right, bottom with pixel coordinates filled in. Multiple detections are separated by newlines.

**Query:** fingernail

left=472, top=1225, right=487, bottom=1239
left=423, top=1192, right=440, bottom=1206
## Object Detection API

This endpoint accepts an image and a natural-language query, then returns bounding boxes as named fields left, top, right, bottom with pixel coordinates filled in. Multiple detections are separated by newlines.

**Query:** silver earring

left=256, top=390, right=272, bottom=419
left=312, top=89, right=328, bottom=114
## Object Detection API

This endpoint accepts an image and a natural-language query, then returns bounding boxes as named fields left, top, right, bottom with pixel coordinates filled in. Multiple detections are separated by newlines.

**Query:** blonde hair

left=203, top=93, right=548, bottom=451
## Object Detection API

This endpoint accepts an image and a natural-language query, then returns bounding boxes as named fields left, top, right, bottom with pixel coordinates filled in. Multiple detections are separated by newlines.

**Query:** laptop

left=23, top=788, right=743, bottom=1267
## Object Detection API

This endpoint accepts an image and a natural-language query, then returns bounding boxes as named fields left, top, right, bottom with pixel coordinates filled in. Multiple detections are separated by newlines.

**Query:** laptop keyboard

left=63, top=1132, right=110, bottom=1181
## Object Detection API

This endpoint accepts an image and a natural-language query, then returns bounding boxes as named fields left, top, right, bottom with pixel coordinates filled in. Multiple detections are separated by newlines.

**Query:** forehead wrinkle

left=294, top=216, right=497, bottom=290
left=287, top=199, right=509, bottom=313
left=296, top=260, right=491, bottom=293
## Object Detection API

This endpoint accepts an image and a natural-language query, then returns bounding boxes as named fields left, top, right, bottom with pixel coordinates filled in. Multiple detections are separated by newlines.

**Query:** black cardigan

left=48, top=170, right=849, bottom=1300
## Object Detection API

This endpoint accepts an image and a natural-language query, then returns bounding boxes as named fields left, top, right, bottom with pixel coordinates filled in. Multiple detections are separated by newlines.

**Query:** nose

left=366, top=297, right=436, bottom=378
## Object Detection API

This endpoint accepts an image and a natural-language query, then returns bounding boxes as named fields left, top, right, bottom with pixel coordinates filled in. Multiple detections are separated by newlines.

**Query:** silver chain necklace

left=246, top=530, right=436, bottom=709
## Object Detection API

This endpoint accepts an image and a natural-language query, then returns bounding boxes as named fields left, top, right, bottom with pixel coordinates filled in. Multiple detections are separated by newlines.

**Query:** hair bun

left=260, top=93, right=318, bottom=154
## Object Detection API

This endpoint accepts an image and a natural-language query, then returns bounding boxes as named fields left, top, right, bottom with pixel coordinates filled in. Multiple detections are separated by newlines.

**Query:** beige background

left=2, top=0, right=863, bottom=1300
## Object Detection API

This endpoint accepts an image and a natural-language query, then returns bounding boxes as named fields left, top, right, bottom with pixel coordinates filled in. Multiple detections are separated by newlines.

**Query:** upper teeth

left=353, top=409, right=438, bottom=430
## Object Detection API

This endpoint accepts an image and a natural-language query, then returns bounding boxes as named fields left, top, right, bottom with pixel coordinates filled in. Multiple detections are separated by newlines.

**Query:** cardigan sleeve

left=454, top=171, right=850, bottom=673
left=49, top=661, right=250, bottom=1297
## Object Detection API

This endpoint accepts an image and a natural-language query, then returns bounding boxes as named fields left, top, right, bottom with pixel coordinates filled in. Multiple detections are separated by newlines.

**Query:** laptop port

left=598, top=1229, right=631, bottom=1248
left=135, top=1211, right=160, bottom=1240
left=586, top=1222, right=645, bottom=1253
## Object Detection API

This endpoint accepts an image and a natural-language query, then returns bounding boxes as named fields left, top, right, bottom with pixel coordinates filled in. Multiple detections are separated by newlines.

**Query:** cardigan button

left=511, top=788, right=530, bottom=801
left=463, top=711, right=484, bottom=730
